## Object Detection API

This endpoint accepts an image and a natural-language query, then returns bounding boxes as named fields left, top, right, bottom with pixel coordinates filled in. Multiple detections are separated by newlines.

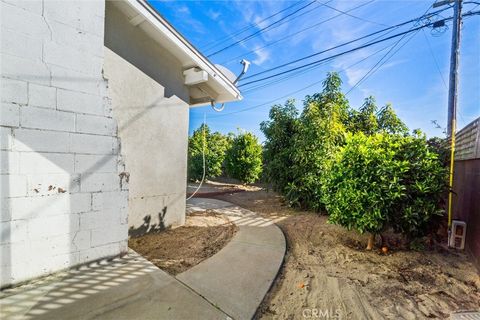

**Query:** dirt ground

left=213, top=188, right=480, bottom=320
left=129, top=211, right=237, bottom=275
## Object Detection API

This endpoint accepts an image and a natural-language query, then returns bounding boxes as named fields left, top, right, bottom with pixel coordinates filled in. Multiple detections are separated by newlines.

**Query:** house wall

left=452, top=159, right=480, bottom=269
left=103, top=47, right=189, bottom=234
left=0, top=0, right=128, bottom=288
left=104, top=2, right=189, bottom=103
left=104, top=1, right=189, bottom=234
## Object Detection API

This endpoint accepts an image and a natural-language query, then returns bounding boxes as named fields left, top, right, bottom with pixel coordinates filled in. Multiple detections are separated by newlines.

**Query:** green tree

left=260, top=99, right=299, bottom=192
left=348, top=96, right=379, bottom=135
left=285, top=72, right=349, bottom=210
left=188, top=124, right=231, bottom=181
left=322, top=132, right=447, bottom=249
left=225, top=131, right=263, bottom=184
left=377, top=103, right=408, bottom=135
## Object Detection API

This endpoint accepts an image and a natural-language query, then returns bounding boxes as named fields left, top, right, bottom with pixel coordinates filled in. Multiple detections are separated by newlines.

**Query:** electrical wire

left=207, top=0, right=321, bottom=57
left=238, top=23, right=441, bottom=88
left=422, top=29, right=448, bottom=88
left=205, top=43, right=395, bottom=119
left=240, top=6, right=452, bottom=82
left=345, top=7, right=480, bottom=95
left=195, top=10, right=480, bottom=123
left=344, top=1, right=437, bottom=94
left=241, top=25, right=402, bottom=94
left=346, top=29, right=420, bottom=95
left=201, top=1, right=305, bottom=52
left=320, top=2, right=389, bottom=27
left=220, top=0, right=378, bottom=66
left=186, top=113, right=207, bottom=200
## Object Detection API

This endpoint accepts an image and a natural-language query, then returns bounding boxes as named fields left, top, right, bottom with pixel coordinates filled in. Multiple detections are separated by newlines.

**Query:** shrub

left=225, top=131, right=263, bottom=184
left=322, top=132, right=447, bottom=248
left=188, top=124, right=231, bottom=181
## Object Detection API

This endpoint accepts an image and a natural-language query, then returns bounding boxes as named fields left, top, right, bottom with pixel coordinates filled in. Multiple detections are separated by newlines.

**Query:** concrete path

left=0, top=198, right=285, bottom=320
left=181, top=198, right=286, bottom=320
left=0, top=252, right=228, bottom=320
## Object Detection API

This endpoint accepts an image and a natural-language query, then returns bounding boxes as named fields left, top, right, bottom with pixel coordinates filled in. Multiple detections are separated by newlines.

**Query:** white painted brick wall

left=1, top=103, right=20, bottom=127
left=19, top=152, right=75, bottom=174
left=1, top=53, right=51, bottom=86
left=26, top=173, right=81, bottom=196
left=0, top=151, right=19, bottom=174
left=75, top=154, right=117, bottom=173
left=0, top=127, right=13, bottom=150
left=1, top=78, right=28, bottom=105
left=70, top=133, right=114, bottom=155
left=57, top=89, right=105, bottom=116
left=28, top=83, right=56, bottom=109
left=1, top=28, right=43, bottom=61
left=80, top=172, right=120, bottom=193
left=20, top=107, right=75, bottom=132
left=13, top=128, right=70, bottom=153
left=0, top=0, right=129, bottom=288
left=0, top=174, right=27, bottom=198
left=76, top=114, right=116, bottom=136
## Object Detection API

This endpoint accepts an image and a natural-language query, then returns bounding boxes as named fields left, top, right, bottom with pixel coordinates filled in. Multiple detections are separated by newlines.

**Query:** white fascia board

left=124, top=0, right=242, bottom=103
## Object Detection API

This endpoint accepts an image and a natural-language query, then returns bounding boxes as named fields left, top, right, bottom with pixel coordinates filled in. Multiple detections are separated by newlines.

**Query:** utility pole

left=446, top=0, right=462, bottom=136
left=433, top=0, right=462, bottom=245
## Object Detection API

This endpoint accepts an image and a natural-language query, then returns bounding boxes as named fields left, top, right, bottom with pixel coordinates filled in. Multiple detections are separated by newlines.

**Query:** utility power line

left=346, top=29, right=421, bottom=95
left=241, top=6, right=452, bottom=82
left=201, top=1, right=305, bottom=52
left=344, top=0, right=437, bottom=94
left=207, top=0, right=322, bottom=57
left=238, top=9, right=480, bottom=89
left=220, top=0, right=377, bottom=66
left=238, top=24, right=438, bottom=88
left=320, top=2, right=389, bottom=27
left=205, top=44, right=395, bottom=119
left=241, top=25, right=403, bottom=94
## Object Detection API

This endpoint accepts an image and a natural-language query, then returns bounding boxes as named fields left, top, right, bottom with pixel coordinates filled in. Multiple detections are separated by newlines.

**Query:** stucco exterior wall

left=104, top=1, right=189, bottom=103
left=0, top=0, right=128, bottom=288
left=103, top=47, right=189, bottom=234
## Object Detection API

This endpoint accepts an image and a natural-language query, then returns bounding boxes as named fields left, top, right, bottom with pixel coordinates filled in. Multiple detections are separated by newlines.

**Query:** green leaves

left=188, top=124, right=231, bottom=181
left=225, top=131, right=263, bottom=184
left=322, top=132, right=447, bottom=238
left=261, top=72, right=447, bottom=241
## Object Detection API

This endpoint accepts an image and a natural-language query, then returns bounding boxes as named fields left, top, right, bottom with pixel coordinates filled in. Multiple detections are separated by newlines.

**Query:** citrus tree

left=188, top=124, right=231, bottom=181
left=322, top=132, right=447, bottom=249
left=225, top=131, right=263, bottom=184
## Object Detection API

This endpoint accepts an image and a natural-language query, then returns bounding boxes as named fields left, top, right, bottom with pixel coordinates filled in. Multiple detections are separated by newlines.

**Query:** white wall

left=103, top=45, right=189, bottom=232
left=0, top=0, right=128, bottom=288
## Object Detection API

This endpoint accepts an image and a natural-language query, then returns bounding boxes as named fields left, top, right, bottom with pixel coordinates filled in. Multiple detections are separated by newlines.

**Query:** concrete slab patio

left=0, top=198, right=285, bottom=320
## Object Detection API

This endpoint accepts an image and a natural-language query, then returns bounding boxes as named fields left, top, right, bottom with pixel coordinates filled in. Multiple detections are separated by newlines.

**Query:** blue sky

left=149, top=0, right=480, bottom=141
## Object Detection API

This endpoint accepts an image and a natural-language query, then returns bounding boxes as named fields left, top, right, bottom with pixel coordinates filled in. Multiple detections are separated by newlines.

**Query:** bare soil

left=213, top=188, right=480, bottom=320
left=129, top=211, right=237, bottom=275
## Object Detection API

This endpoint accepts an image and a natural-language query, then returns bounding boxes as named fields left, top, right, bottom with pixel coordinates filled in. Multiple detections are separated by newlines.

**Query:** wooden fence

left=452, top=117, right=480, bottom=269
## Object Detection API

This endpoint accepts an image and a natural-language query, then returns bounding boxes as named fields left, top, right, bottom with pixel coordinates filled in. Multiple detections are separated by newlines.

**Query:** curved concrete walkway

left=181, top=198, right=286, bottom=320
left=0, top=199, right=285, bottom=320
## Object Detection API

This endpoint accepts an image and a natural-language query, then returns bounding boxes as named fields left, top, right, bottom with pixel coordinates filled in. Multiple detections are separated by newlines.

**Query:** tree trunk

left=366, top=233, right=375, bottom=250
